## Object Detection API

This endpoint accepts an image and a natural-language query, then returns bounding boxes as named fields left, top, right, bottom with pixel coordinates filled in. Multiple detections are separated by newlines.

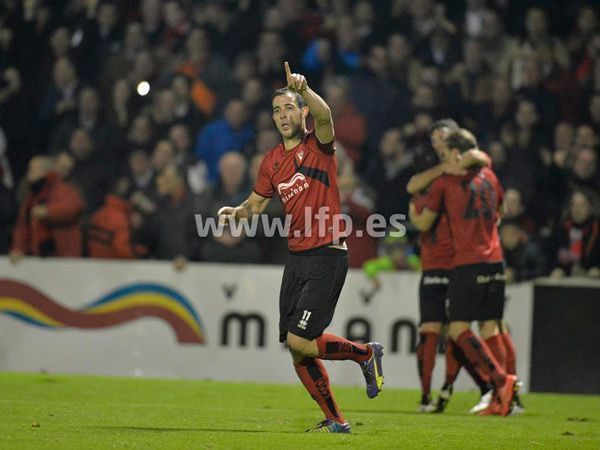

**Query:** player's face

left=432, top=128, right=454, bottom=161
left=431, top=128, right=450, bottom=160
left=272, top=93, right=305, bottom=140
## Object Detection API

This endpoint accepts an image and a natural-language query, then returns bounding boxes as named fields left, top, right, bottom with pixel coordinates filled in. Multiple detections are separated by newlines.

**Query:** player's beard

left=281, top=123, right=303, bottom=141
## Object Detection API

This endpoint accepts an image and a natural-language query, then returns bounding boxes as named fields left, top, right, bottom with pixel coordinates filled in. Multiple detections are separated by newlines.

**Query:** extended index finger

left=284, top=61, right=292, bottom=83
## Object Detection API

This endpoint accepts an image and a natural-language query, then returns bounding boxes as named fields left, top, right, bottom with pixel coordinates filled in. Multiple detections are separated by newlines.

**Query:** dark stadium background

left=0, top=0, right=599, bottom=393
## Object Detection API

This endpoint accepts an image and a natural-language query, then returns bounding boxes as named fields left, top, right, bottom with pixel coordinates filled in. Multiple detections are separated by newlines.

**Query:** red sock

left=444, top=338, right=462, bottom=387
left=501, top=332, right=517, bottom=375
left=294, top=358, right=345, bottom=423
left=485, top=335, right=507, bottom=370
left=315, top=333, right=371, bottom=363
left=416, top=332, right=439, bottom=397
left=455, top=329, right=506, bottom=389
left=445, top=339, right=492, bottom=394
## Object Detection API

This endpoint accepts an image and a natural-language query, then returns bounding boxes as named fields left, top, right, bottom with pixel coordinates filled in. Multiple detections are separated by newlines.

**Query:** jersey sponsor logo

left=277, top=173, right=309, bottom=204
left=298, top=309, right=311, bottom=330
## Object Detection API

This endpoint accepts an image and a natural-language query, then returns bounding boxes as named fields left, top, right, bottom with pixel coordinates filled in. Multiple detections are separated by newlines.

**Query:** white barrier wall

left=0, top=257, right=533, bottom=391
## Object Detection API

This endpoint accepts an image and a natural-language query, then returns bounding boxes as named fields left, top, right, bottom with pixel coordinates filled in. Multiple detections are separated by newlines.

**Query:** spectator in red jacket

left=324, top=77, right=367, bottom=165
left=87, top=181, right=140, bottom=259
left=10, top=156, right=84, bottom=262
left=338, top=170, right=377, bottom=268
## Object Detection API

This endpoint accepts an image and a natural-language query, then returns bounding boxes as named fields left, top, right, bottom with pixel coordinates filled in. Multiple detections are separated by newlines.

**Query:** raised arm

left=217, top=191, right=271, bottom=224
left=406, top=163, right=446, bottom=195
left=285, top=61, right=334, bottom=145
left=460, top=148, right=491, bottom=169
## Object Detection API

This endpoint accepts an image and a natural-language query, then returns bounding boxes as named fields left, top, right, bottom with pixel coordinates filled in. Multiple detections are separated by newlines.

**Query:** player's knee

left=479, top=320, right=499, bottom=339
left=448, top=321, right=470, bottom=341
left=286, top=332, right=317, bottom=357
left=420, top=322, right=442, bottom=333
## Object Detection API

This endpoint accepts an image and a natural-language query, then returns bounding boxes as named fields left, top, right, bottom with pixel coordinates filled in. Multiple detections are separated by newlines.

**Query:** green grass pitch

left=2, top=372, right=599, bottom=449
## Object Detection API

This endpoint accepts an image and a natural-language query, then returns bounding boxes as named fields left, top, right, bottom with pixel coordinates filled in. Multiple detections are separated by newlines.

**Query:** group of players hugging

left=409, top=119, right=523, bottom=417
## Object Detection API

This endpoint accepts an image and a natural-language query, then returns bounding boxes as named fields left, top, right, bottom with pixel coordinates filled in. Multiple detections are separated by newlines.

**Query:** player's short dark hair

left=413, top=144, right=439, bottom=173
left=429, top=118, right=459, bottom=134
left=271, top=88, right=305, bottom=109
left=445, top=128, right=478, bottom=154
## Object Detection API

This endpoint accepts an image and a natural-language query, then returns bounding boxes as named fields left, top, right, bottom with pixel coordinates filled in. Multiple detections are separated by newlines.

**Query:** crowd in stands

left=0, top=0, right=599, bottom=279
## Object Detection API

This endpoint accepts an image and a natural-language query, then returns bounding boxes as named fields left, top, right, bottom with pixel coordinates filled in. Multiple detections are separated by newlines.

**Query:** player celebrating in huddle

left=218, top=62, right=384, bottom=433
left=410, top=129, right=518, bottom=416
left=409, top=121, right=495, bottom=413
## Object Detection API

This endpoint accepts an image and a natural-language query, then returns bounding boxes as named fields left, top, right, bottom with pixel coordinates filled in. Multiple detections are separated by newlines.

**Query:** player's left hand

left=285, top=61, right=307, bottom=93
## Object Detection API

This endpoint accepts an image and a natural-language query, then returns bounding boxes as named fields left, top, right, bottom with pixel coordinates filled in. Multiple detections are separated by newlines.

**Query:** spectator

left=151, top=139, right=176, bottom=174
left=87, top=180, right=139, bottom=259
left=476, top=78, right=514, bottom=141
left=124, top=149, right=156, bottom=207
left=551, top=189, right=600, bottom=278
left=500, top=220, right=547, bottom=283
left=200, top=152, right=261, bottom=264
left=40, top=57, right=81, bottom=147
left=339, top=170, right=377, bottom=268
left=171, top=74, right=205, bottom=130
left=109, top=78, right=142, bottom=131
left=101, top=22, right=148, bottom=96
left=10, top=156, right=84, bottom=261
left=67, top=128, right=112, bottom=213
left=50, top=87, right=116, bottom=161
left=74, top=0, right=122, bottom=83
left=569, top=147, right=600, bottom=193
left=503, top=188, right=537, bottom=236
left=144, top=164, right=202, bottom=269
left=169, top=124, right=208, bottom=195
left=367, top=128, right=414, bottom=220
left=324, top=77, right=367, bottom=164
left=351, top=44, right=410, bottom=156
left=125, top=114, right=155, bottom=154
left=387, top=33, right=421, bottom=90
left=194, top=98, right=254, bottom=182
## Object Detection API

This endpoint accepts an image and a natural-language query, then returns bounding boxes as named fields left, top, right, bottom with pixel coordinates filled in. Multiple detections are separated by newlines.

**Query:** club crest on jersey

left=296, top=149, right=304, bottom=164
left=277, top=173, right=309, bottom=204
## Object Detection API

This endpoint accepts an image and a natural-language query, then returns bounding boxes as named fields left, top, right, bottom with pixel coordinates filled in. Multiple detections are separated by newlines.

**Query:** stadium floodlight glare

left=137, top=81, right=150, bottom=96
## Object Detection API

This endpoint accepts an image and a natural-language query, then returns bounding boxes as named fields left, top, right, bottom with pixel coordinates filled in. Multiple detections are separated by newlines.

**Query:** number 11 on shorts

left=298, top=310, right=311, bottom=330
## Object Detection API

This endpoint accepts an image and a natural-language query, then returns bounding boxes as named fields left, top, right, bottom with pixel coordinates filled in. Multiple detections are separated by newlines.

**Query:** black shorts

left=279, top=246, right=348, bottom=343
left=447, top=262, right=505, bottom=322
left=419, top=269, right=450, bottom=323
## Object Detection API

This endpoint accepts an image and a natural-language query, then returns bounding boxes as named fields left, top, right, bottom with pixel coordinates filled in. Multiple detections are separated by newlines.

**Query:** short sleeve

left=308, top=130, right=335, bottom=154
left=424, top=177, right=445, bottom=213
left=252, top=154, right=274, bottom=198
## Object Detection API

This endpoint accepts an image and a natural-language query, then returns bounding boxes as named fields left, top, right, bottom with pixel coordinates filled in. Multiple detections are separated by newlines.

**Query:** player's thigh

left=290, top=251, right=348, bottom=341
left=278, top=254, right=303, bottom=343
left=478, top=263, right=506, bottom=322
left=420, top=270, right=450, bottom=324
left=447, top=264, right=486, bottom=322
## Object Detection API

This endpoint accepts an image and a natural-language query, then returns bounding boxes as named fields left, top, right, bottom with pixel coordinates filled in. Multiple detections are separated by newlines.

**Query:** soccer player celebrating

left=218, top=62, right=384, bottom=433
left=410, top=129, right=518, bottom=416
left=409, top=124, right=493, bottom=413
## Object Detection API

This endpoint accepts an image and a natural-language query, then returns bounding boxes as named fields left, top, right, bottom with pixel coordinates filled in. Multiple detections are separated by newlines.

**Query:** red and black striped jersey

left=253, top=130, right=346, bottom=252
left=425, top=166, right=504, bottom=267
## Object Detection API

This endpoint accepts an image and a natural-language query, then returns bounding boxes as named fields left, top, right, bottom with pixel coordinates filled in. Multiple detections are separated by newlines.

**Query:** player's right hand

left=217, top=206, right=237, bottom=225
left=285, top=61, right=307, bottom=93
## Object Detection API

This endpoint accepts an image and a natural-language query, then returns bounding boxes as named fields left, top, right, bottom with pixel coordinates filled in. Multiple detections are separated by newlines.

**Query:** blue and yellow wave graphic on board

left=0, top=279, right=205, bottom=344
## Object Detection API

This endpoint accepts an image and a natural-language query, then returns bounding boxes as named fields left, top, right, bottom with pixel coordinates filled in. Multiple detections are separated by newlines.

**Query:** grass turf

left=1, top=372, right=599, bottom=449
